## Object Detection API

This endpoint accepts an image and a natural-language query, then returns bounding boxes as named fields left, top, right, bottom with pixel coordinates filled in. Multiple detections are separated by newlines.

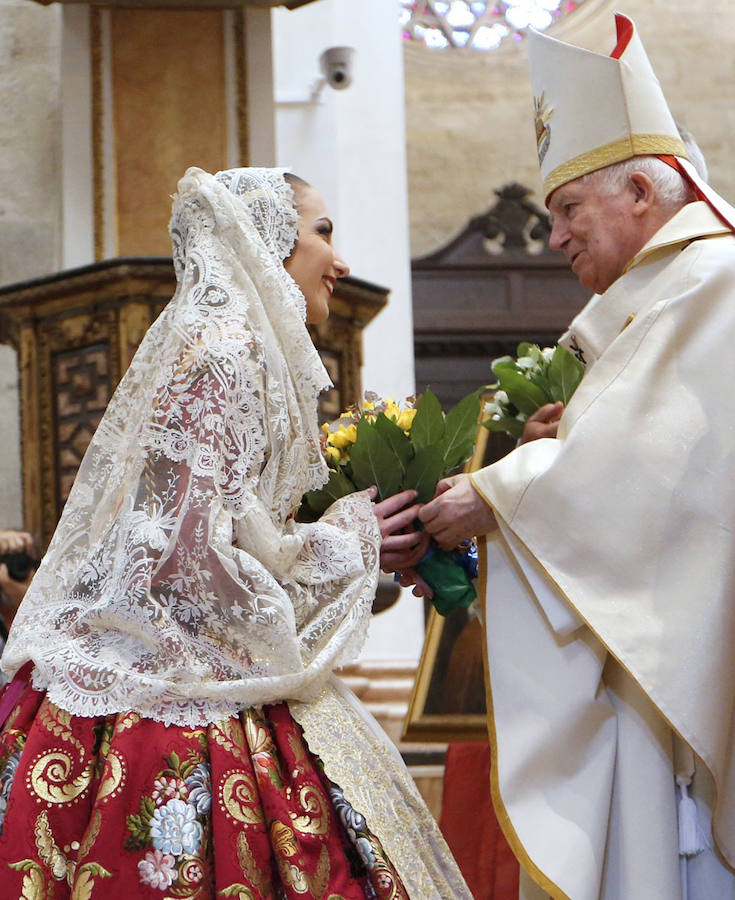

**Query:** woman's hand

left=370, top=488, right=431, bottom=574
left=520, top=402, right=564, bottom=444
left=397, top=568, right=433, bottom=599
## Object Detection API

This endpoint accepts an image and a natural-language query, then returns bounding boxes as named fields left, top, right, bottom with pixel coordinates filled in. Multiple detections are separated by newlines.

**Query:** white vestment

left=472, top=202, right=735, bottom=899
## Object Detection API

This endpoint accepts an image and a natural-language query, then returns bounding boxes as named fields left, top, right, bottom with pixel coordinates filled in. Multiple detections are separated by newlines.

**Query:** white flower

left=150, top=798, right=203, bottom=856
left=493, top=390, right=509, bottom=406
left=516, top=356, right=535, bottom=370
left=541, top=346, right=555, bottom=363
left=484, top=401, right=500, bottom=417
left=185, top=763, right=212, bottom=816
left=356, top=836, right=377, bottom=868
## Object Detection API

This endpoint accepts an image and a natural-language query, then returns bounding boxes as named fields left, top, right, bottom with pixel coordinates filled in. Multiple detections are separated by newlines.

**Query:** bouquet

left=301, top=389, right=483, bottom=615
left=483, top=342, right=584, bottom=440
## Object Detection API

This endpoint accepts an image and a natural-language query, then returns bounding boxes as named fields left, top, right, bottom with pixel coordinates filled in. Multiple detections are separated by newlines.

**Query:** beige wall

left=0, top=0, right=61, bottom=528
left=405, top=0, right=735, bottom=257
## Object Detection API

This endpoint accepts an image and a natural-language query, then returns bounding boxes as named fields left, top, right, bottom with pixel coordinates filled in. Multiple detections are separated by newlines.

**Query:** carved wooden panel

left=54, top=344, right=110, bottom=507
left=412, top=182, right=589, bottom=409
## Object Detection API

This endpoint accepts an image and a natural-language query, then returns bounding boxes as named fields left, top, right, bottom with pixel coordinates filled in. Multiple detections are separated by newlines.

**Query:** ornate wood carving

left=0, top=259, right=385, bottom=547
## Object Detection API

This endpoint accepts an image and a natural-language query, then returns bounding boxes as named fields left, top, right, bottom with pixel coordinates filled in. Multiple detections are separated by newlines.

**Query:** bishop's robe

left=472, top=201, right=735, bottom=900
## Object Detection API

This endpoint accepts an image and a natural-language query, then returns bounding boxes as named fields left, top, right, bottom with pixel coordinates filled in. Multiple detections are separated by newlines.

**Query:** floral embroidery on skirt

left=0, top=677, right=409, bottom=899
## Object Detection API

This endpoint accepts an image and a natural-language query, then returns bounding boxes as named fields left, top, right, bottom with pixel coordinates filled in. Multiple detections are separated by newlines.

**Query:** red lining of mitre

left=610, top=14, right=634, bottom=59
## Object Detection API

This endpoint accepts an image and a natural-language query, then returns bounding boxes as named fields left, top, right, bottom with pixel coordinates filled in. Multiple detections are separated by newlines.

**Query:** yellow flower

left=395, top=407, right=417, bottom=432
left=326, top=445, right=342, bottom=466
left=384, top=400, right=401, bottom=422
left=327, top=424, right=357, bottom=449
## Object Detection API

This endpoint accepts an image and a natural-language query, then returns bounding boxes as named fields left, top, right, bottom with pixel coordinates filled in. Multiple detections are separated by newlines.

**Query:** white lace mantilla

left=3, top=167, right=381, bottom=726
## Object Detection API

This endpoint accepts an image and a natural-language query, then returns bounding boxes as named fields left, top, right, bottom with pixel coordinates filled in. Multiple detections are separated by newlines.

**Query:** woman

left=0, top=168, right=469, bottom=898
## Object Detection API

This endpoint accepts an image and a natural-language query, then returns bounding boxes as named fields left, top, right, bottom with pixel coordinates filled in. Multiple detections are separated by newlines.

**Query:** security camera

left=319, top=46, right=355, bottom=91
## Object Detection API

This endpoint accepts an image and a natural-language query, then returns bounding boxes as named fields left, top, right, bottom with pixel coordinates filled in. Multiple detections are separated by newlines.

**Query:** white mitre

left=528, top=13, right=735, bottom=227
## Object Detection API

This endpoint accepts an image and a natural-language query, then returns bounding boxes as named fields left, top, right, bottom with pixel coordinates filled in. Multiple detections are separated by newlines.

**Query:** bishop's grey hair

left=580, top=156, right=696, bottom=213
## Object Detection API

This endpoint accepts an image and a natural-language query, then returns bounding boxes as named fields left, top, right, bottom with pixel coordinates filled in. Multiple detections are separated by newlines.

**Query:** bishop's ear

left=628, top=171, right=655, bottom=213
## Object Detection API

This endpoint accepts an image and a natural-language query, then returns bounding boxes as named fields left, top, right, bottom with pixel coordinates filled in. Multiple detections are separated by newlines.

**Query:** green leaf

left=490, top=355, right=514, bottom=376
left=547, top=344, right=585, bottom=404
left=374, top=412, right=414, bottom=474
left=410, top=389, right=445, bottom=451
left=404, top=445, right=445, bottom=503
left=304, top=466, right=357, bottom=515
left=493, top=366, right=550, bottom=415
left=8, top=861, right=42, bottom=873
left=440, top=388, right=482, bottom=472
left=482, top=414, right=525, bottom=441
left=349, top=418, right=404, bottom=499
left=79, top=863, right=113, bottom=879
left=125, top=795, right=155, bottom=850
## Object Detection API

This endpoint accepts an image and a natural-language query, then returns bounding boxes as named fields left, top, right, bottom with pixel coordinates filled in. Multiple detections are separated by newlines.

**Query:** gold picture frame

left=402, top=399, right=514, bottom=743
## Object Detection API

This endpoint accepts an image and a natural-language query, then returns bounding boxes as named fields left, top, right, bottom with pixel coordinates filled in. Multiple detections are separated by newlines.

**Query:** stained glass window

left=401, top=0, right=587, bottom=51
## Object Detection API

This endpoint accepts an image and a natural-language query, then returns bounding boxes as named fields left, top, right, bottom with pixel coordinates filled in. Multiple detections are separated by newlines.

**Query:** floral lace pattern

left=2, top=168, right=380, bottom=726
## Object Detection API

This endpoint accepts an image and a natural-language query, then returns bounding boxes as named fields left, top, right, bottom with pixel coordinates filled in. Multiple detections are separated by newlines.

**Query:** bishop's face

left=284, top=186, right=349, bottom=324
left=548, top=175, right=650, bottom=294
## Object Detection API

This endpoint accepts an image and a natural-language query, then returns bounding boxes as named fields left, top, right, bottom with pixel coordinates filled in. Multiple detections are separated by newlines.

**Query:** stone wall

left=0, top=0, right=61, bottom=529
left=405, top=0, right=735, bottom=257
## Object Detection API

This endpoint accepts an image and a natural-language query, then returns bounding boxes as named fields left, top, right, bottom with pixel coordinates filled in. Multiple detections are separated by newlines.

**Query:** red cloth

left=0, top=679, right=408, bottom=898
left=439, top=743, right=519, bottom=900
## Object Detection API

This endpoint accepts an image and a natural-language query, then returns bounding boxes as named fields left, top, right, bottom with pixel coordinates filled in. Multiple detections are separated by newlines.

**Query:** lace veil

left=2, top=167, right=380, bottom=726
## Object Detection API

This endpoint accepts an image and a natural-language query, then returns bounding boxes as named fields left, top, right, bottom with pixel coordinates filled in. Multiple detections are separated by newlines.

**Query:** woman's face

left=284, top=185, right=349, bottom=324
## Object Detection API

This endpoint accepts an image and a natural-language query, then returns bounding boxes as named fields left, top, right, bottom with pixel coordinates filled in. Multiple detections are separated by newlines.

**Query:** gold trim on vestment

left=543, top=134, right=688, bottom=199
left=475, top=526, right=571, bottom=900
left=471, top=473, right=735, bottom=874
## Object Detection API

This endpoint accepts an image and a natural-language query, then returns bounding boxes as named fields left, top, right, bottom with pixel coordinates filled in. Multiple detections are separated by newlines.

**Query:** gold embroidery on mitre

left=534, top=92, right=553, bottom=164
left=543, top=133, right=689, bottom=198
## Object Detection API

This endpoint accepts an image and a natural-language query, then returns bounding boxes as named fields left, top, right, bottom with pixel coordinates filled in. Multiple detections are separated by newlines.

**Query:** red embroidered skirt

left=0, top=674, right=409, bottom=899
